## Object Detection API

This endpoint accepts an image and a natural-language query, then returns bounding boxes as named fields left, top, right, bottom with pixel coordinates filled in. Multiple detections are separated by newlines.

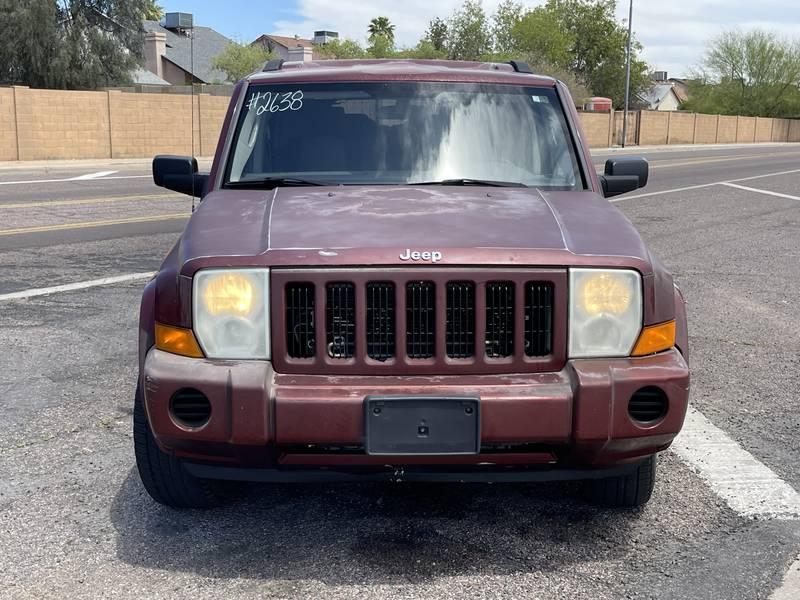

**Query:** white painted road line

left=69, top=170, right=118, bottom=180
left=671, top=406, right=800, bottom=520
left=0, top=272, right=156, bottom=302
left=613, top=167, right=800, bottom=202
left=0, top=174, right=149, bottom=186
left=721, top=182, right=800, bottom=201
left=770, top=555, right=800, bottom=600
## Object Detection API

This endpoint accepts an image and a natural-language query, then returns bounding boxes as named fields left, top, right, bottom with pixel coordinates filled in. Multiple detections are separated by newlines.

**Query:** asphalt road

left=1, top=144, right=799, bottom=599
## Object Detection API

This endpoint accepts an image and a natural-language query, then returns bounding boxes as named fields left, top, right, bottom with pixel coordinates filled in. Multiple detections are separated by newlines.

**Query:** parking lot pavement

left=1, top=145, right=800, bottom=598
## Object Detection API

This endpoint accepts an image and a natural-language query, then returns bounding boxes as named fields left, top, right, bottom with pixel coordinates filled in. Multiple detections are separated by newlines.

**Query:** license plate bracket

left=364, top=396, right=480, bottom=456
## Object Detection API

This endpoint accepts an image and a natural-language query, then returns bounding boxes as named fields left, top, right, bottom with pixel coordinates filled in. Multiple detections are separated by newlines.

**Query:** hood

left=179, top=186, right=652, bottom=274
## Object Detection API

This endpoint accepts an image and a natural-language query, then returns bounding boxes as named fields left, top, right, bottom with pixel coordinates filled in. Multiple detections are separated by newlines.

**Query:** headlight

left=193, top=269, right=270, bottom=359
left=569, top=268, right=642, bottom=358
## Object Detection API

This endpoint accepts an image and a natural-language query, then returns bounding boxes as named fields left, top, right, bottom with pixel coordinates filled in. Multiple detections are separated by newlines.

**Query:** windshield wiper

left=225, top=177, right=330, bottom=189
left=411, top=178, right=527, bottom=188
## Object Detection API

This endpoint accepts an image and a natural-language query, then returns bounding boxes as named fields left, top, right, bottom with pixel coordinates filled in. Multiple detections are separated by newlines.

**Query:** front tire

left=585, top=454, right=657, bottom=508
left=133, top=384, right=223, bottom=509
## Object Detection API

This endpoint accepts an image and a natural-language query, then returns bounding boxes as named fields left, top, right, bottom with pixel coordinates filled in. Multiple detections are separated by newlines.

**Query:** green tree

left=0, top=0, right=147, bottom=89
left=317, top=38, right=368, bottom=59
left=492, top=0, right=523, bottom=56
left=683, top=29, right=800, bottom=117
left=212, top=42, right=274, bottom=82
left=447, top=0, right=492, bottom=60
left=508, top=9, right=574, bottom=68
left=368, top=16, right=395, bottom=44
left=424, top=17, right=448, bottom=52
left=540, top=0, right=648, bottom=106
left=367, top=34, right=395, bottom=58
left=143, top=0, right=163, bottom=20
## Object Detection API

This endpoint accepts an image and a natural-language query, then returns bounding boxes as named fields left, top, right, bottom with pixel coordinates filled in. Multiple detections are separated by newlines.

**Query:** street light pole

left=621, top=0, right=633, bottom=148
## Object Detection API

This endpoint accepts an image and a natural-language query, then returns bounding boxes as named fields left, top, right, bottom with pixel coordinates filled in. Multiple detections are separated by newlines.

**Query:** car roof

left=245, top=59, right=558, bottom=87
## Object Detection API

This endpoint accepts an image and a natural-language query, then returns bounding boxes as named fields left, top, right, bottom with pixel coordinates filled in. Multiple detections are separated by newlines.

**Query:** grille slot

left=446, top=282, right=475, bottom=358
left=170, top=389, right=211, bottom=428
left=524, top=282, right=554, bottom=356
left=485, top=282, right=515, bottom=358
left=326, top=283, right=355, bottom=359
left=406, top=281, right=435, bottom=359
left=286, top=282, right=315, bottom=358
left=628, top=387, right=668, bottom=422
left=366, top=282, right=395, bottom=361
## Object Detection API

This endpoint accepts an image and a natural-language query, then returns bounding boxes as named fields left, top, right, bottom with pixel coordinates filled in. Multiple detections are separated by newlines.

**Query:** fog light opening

left=170, top=388, right=211, bottom=428
left=628, top=386, right=668, bottom=424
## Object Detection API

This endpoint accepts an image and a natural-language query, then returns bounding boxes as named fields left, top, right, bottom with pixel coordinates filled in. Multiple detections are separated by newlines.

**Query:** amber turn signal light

left=155, top=322, right=204, bottom=358
left=631, top=320, right=676, bottom=356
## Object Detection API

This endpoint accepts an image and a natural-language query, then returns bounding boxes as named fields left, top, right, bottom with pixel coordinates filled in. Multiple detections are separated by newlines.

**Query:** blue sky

left=160, top=0, right=301, bottom=42
left=160, top=0, right=800, bottom=78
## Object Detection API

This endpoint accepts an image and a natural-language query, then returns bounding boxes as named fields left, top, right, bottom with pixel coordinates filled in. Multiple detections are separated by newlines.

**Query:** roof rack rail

left=263, top=58, right=285, bottom=72
left=508, top=60, right=533, bottom=74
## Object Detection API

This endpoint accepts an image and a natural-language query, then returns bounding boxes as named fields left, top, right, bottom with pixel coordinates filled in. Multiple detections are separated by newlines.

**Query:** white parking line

left=0, top=272, right=155, bottom=302
left=612, top=168, right=800, bottom=202
left=0, top=174, right=149, bottom=186
left=720, top=182, right=800, bottom=201
left=771, top=555, right=800, bottom=600
left=671, top=407, right=800, bottom=519
left=69, top=170, right=118, bottom=180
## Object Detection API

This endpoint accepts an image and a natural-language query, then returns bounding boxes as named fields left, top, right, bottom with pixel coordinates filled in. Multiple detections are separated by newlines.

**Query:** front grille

left=406, top=281, right=435, bottom=358
left=326, top=283, right=355, bottom=358
left=286, top=282, right=315, bottom=358
left=485, top=282, right=515, bottom=358
left=366, top=282, right=395, bottom=361
left=446, top=282, right=475, bottom=358
left=274, top=270, right=565, bottom=375
left=524, top=282, right=554, bottom=356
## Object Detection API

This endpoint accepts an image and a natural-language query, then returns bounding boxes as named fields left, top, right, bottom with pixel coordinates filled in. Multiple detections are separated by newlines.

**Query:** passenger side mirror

left=152, top=155, right=209, bottom=197
left=599, top=157, right=649, bottom=198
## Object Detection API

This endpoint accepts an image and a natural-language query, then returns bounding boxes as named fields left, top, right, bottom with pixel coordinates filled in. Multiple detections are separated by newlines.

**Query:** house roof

left=254, top=34, right=315, bottom=50
left=132, top=67, right=171, bottom=86
left=639, top=83, right=681, bottom=109
left=144, top=20, right=233, bottom=83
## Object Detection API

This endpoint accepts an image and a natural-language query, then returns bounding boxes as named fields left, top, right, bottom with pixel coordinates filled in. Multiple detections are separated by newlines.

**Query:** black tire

left=133, top=384, right=224, bottom=509
left=585, top=454, right=657, bottom=508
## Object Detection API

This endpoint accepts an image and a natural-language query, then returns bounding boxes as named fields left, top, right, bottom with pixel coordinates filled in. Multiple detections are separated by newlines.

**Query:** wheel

left=585, top=454, right=657, bottom=508
left=133, top=383, right=225, bottom=509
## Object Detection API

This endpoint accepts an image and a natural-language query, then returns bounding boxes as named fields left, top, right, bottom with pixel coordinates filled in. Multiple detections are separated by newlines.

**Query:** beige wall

left=667, top=112, right=695, bottom=144
left=579, top=111, right=613, bottom=149
left=0, top=86, right=230, bottom=161
left=2, top=87, right=800, bottom=159
left=639, top=111, right=670, bottom=145
left=0, top=88, right=17, bottom=161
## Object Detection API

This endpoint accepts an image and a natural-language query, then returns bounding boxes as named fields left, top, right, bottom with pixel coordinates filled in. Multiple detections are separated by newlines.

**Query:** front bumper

left=142, top=347, right=689, bottom=476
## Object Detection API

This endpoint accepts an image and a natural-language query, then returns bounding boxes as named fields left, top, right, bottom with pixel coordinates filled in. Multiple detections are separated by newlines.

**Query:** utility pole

left=621, top=0, right=633, bottom=148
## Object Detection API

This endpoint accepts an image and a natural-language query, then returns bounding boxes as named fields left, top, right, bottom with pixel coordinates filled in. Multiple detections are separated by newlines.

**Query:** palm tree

left=368, top=16, right=395, bottom=44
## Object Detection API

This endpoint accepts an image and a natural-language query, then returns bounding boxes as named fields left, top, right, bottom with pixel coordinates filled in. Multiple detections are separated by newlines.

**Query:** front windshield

left=225, top=81, right=584, bottom=189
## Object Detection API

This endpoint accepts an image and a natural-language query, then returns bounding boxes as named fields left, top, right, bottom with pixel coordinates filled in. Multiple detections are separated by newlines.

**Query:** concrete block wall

left=2, top=86, right=800, bottom=158
left=0, top=88, right=17, bottom=161
left=667, top=112, right=695, bottom=144
left=638, top=111, right=670, bottom=145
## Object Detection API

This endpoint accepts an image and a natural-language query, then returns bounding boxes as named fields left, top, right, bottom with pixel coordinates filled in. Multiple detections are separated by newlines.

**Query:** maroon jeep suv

left=136, top=59, right=689, bottom=509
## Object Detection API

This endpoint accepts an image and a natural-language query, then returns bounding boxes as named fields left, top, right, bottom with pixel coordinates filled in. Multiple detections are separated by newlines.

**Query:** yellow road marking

left=0, top=193, right=181, bottom=210
left=0, top=213, right=189, bottom=236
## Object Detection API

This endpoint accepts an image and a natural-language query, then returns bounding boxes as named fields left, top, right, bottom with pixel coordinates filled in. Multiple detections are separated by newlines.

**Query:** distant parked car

left=136, top=58, right=690, bottom=509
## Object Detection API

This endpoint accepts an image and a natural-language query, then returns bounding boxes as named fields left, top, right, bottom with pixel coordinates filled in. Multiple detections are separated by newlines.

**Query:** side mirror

left=152, top=155, right=209, bottom=197
left=599, top=157, right=649, bottom=198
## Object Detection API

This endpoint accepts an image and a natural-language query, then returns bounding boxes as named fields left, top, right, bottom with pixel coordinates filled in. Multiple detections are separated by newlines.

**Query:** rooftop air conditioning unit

left=164, top=12, right=193, bottom=30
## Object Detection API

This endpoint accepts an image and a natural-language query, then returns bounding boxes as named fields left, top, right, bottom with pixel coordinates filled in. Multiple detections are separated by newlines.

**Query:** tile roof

left=131, top=67, right=171, bottom=86
left=144, top=20, right=233, bottom=84
left=255, top=34, right=315, bottom=49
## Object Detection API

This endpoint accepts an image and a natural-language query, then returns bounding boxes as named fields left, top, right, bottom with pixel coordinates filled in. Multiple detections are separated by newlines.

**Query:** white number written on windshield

left=245, top=90, right=304, bottom=114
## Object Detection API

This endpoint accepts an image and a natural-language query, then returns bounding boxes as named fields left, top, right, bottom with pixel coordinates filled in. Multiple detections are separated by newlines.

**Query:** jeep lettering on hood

left=399, top=249, right=442, bottom=263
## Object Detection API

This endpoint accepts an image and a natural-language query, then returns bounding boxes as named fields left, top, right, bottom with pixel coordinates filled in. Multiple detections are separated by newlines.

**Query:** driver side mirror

left=599, top=157, right=649, bottom=198
left=153, top=155, right=209, bottom=198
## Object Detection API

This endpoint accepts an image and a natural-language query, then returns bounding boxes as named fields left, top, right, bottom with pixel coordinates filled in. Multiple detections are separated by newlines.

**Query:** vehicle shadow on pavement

left=110, top=467, right=645, bottom=584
